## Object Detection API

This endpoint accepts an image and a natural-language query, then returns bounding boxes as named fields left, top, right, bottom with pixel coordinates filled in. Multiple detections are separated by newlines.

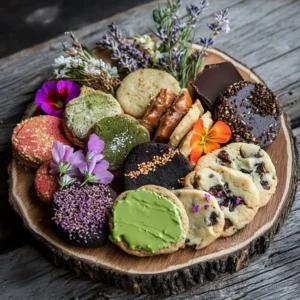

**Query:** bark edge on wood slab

left=8, top=48, right=299, bottom=296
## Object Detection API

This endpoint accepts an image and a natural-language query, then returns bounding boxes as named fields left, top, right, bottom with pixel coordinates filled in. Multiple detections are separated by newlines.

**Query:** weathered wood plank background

left=0, top=0, right=299, bottom=299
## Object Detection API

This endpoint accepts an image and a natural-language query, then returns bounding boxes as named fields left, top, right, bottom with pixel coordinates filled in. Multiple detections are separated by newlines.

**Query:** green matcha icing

left=92, top=115, right=149, bottom=170
left=110, top=188, right=185, bottom=253
left=65, top=93, right=122, bottom=141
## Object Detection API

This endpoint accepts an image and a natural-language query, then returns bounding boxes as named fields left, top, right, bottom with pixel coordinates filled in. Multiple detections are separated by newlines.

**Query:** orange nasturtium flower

left=190, top=120, right=231, bottom=163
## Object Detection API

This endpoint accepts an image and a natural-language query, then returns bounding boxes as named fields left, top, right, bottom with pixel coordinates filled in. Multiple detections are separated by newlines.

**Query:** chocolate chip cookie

left=195, top=142, right=277, bottom=207
left=185, top=165, right=259, bottom=237
left=172, top=189, right=224, bottom=249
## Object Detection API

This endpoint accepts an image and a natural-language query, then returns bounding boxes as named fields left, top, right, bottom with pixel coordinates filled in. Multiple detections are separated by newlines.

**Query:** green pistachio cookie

left=63, top=93, right=123, bottom=147
left=91, top=115, right=150, bottom=170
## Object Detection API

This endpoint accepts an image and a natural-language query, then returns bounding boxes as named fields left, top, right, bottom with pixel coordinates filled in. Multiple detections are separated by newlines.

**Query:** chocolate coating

left=123, top=142, right=192, bottom=190
left=191, top=62, right=243, bottom=111
left=51, top=182, right=117, bottom=247
left=215, top=81, right=282, bottom=147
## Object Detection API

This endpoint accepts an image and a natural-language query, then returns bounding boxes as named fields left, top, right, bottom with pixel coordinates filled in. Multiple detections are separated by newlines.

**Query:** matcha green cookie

left=91, top=115, right=150, bottom=170
left=63, top=93, right=123, bottom=147
left=109, top=185, right=189, bottom=256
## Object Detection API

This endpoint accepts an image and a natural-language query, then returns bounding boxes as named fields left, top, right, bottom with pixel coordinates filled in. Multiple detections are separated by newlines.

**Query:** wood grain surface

left=0, top=0, right=300, bottom=299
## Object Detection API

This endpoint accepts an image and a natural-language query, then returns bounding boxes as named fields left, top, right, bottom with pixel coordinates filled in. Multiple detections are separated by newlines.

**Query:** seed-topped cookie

left=195, top=142, right=277, bottom=207
left=214, top=81, right=282, bottom=147
left=173, top=189, right=224, bottom=249
left=185, top=166, right=259, bottom=237
left=110, top=185, right=189, bottom=256
left=123, top=142, right=192, bottom=190
left=116, top=69, right=181, bottom=118
left=51, top=182, right=117, bottom=247
left=90, top=115, right=150, bottom=171
left=63, top=93, right=123, bottom=147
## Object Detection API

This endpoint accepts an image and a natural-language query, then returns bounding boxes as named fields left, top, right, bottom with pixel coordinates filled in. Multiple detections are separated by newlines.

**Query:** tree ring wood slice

left=8, top=47, right=298, bottom=296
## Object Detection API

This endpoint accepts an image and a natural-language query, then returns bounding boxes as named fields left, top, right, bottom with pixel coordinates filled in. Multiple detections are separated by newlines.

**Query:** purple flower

left=207, top=9, right=230, bottom=34
left=78, top=156, right=113, bottom=185
left=86, top=134, right=105, bottom=162
left=35, top=80, right=80, bottom=116
left=192, top=204, right=199, bottom=212
left=199, top=37, right=214, bottom=47
left=204, top=193, right=211, bottom=201
left=236, top=198, right=242, bottom=205
left=217, top=191, right=223, bottom=198
left=204, top=204, right=210, bottom=210
left=50, top=141, right=74, bottom=176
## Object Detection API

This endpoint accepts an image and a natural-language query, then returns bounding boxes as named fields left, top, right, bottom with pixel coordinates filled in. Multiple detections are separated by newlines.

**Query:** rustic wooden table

left=0, top=0, right=299, bottom=299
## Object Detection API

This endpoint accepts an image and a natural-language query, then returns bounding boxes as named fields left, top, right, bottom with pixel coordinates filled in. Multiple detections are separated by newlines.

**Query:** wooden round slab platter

left=8, top=47, right=298, bottom=296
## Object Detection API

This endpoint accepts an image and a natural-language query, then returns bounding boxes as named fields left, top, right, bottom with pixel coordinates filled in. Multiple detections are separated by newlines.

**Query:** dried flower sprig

left=53, top=32, right=120, bottom=95
left=98, top=1, right=230, bottom=88
left=97, top=23, right=152, bottom=75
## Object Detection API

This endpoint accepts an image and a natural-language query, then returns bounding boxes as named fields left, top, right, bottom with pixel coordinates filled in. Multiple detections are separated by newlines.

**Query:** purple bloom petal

left=192, top=204, right=199, bottom=212
left=56, top=80, right=80, bottom=104
left=204, top=193, right=211, bottom=201
left=93, top=160, right=113, bottom=185
left=204, top=204, right=210, bottom=210
left=35, top=80, right=80, bottom=116
left=87, top=134, right=105, bottom=155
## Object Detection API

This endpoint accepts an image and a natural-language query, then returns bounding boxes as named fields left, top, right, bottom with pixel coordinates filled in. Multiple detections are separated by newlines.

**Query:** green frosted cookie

left=91, top=115, right=150, bottom=170
left=64, top=93, right=122, bottom=145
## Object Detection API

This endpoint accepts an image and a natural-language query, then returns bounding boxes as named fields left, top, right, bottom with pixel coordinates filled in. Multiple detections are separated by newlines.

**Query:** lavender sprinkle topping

left=52, top=182, right=115, bottom=242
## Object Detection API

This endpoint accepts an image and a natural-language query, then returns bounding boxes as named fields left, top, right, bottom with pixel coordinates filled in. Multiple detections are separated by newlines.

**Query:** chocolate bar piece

left=191, top=62, right=243, bottom=111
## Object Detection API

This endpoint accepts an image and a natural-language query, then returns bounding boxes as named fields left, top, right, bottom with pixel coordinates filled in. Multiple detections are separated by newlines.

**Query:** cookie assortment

left=11, top=24, right=282, bottom=256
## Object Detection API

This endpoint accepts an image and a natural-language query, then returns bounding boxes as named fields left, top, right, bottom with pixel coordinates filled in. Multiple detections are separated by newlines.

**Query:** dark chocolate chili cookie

left=214, top=81, right=282, bottom=147
left=123, top=142, right=192, bottom=190
left=51, top=182, right=117, bottom=247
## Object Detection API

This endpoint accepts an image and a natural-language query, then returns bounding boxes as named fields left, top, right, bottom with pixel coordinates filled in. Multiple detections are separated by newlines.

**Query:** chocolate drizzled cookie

left=215, top=81, right=282, bottom=147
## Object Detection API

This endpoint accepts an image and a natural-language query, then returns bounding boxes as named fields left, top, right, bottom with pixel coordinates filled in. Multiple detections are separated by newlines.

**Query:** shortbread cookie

left=154, top=89, right=193, bottom=143
left=110, top=185, right=189, bottom=256
left=116, top=69, right=181, bottom=118
left=123, top=142, right=192, bottom=190
left=63, top=93, right=122, bottom=147
left=90, top=115, right=150, bottom=170
left=169, top=100, right=204, bottom=147
left=195, top=142, right=277, bottom=207
left=215, top=81, right=282, bottom=147
left=185, top=166, right=259, bottom=237
left=172, top=189, right=224, bottom=249
left=179, top=111, right=213, bottom=158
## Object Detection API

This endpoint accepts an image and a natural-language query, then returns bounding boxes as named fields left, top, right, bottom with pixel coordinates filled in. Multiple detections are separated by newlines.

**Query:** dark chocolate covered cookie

left=51, top=182, right=117, bottom=247
left=215, top=81, right=282, bottom=147
left=123, top=142, right=192, bottom=190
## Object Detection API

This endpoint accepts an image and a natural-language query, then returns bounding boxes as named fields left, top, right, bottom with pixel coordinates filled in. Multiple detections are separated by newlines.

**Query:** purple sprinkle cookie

left=51, top=182, right=117, bottom=247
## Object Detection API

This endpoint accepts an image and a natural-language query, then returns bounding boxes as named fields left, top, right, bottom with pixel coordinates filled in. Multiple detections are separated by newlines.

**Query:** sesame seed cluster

left=52, top=182, right=115, bottom=244
left=125, top=148, right=179, bottom=179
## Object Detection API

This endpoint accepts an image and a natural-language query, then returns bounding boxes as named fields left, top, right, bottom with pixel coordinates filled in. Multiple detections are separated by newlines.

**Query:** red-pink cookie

left=35, top=161, right=59, bottom=204
left=12, top=115, right=73, bottom=168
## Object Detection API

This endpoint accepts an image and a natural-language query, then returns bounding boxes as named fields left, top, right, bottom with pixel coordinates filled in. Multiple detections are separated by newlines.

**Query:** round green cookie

left=64, top=93, right=122, bottom=145
left=91, top=115, right=150, bottom=170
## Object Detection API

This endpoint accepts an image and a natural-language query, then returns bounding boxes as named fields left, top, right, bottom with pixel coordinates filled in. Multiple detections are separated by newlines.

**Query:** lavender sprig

left=97, top=23, right=152, bottom=75
left=53, top=32, right=120, bottom=95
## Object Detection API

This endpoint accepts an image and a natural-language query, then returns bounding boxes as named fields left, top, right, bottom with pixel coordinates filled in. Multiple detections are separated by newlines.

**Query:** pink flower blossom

left=35, top=80, right=80, bottom=116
